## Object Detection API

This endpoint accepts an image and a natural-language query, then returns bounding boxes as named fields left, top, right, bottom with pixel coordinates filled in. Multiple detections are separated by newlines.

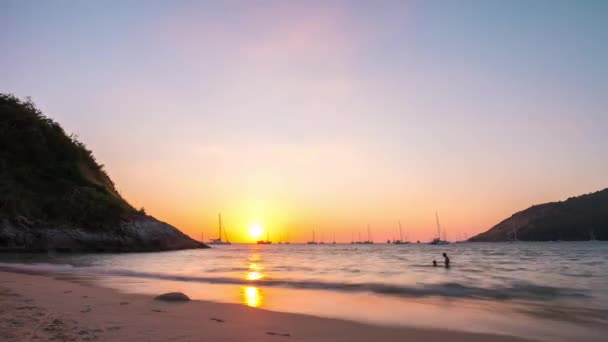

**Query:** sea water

left=2, top=242, right=607, bottom=341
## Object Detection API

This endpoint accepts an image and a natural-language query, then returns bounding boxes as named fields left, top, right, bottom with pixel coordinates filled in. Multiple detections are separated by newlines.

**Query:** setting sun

left=249, top=224, right=264, bottom=240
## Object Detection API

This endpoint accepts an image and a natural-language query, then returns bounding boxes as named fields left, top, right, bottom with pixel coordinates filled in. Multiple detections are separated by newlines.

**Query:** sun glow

left=249, top=224, right=264, bottom=239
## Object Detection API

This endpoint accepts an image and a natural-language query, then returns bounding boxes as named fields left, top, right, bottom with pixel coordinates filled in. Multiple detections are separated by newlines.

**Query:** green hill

left=0, top=94, right=207, bottom=252
left=470, top=189, right=608, bottom=242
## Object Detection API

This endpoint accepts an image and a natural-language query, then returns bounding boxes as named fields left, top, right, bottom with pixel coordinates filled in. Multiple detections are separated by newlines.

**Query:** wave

left=0, top=262, right=589, bottom=302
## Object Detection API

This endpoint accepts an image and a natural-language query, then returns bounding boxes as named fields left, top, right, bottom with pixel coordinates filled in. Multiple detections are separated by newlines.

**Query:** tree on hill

left=0, top=93, right=137, bottom=229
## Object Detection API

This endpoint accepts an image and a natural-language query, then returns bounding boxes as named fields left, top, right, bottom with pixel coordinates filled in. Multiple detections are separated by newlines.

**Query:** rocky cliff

left=470, top=189, right=608, bottom=242
left=0, top=215, right=206, bottom=252
left=0, top=94, right=207, bottom=252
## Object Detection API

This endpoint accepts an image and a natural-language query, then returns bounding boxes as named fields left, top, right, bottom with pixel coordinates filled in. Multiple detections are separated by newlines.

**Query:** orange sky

left=108, top=145, right=604, bottom=243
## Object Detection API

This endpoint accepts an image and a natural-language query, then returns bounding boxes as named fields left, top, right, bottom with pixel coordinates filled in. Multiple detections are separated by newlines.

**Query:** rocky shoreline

left=0, top=215, right=208, bottom=253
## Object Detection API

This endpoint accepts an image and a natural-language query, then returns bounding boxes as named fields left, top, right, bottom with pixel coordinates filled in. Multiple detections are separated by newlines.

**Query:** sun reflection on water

left=242, top=286, right=263, bottom=307
left=242, top=250, right=265, bottom=307
left=246, top=271, right=264, bottom=281
left=246, top=258, right=265, bottom=281
left=249, top=262, right=263, bottom=271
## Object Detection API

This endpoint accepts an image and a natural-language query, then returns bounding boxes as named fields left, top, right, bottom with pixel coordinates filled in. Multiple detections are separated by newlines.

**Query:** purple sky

left=2, top=1, right=607, bottom=241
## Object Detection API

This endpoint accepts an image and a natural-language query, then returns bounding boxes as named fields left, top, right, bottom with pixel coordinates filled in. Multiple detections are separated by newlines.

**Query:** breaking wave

left=0, top=262, right=589, bottom=302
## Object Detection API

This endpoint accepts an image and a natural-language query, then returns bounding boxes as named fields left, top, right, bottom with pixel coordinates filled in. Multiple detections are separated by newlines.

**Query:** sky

left=2, top=0, right=607, bottom=243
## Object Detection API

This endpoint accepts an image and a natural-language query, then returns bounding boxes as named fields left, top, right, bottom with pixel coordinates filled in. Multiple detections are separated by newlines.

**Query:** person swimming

left=443, top=253, right=450, bottom=268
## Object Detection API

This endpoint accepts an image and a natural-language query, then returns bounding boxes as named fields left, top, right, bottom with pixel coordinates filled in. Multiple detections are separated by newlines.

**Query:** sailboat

left=354, top=231, right=363, bottom=244
left=307, top=230, right=318, bottom=244
left=429, top=212, right=449, bottom=245
left=362, top=225, right=373, bottom=244
left=509, top=227, right=519, bottom=242
left=257, top=231, right=272, bottom=244
left=392, top=220, right=408, bottom=244
left=208, top=213, right=231, bottom=245
left=589, top=229, right=597, bottom=242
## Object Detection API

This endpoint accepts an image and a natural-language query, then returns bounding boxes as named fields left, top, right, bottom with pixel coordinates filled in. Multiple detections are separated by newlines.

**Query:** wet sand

left=0, top=270, right=534, bottom=342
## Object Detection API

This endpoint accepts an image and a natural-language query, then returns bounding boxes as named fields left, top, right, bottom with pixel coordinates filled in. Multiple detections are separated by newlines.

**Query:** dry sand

left=0, top=270, right=534, bottom=341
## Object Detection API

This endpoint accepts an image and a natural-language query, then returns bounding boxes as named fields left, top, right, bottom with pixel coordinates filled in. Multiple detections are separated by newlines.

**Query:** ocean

left=1, top=242, right=607, bottom=341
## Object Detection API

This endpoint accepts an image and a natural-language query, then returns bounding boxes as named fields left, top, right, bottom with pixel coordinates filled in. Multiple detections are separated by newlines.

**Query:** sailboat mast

left=218, top=213, right=222, bottom=242
left=435, top=212, right=441, bottom=240
left=367, top=224, right=371, bottom=242
left=399, top=220, right=403, bottom=241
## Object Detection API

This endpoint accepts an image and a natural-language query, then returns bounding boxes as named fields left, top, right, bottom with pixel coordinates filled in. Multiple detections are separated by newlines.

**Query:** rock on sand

left=154, top=292, right=190, bottom=302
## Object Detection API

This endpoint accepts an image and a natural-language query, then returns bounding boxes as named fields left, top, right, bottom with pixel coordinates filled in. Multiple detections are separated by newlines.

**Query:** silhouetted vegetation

left=470, top=189, right=608, bottom=241
left=0, top=94, right=137, bottom=229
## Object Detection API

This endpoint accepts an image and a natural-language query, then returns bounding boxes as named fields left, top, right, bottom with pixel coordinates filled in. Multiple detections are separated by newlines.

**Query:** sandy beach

left=0, top=270, right=535, bottom=342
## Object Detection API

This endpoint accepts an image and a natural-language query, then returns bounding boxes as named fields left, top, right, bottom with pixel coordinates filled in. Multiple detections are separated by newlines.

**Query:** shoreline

left=0, top=269, right=534, bottom=342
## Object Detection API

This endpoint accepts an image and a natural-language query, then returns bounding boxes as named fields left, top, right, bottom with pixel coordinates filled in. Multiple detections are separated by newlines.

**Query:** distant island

left=0, top=94, right=207, bottom=252
left=470, top=189, right=608, bottom=242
